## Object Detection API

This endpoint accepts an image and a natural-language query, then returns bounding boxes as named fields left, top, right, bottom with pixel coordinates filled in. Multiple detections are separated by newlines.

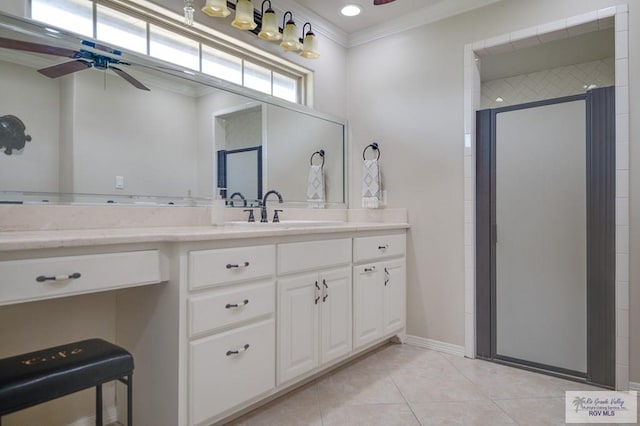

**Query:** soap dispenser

left=210, top=188, right=226, bottom=226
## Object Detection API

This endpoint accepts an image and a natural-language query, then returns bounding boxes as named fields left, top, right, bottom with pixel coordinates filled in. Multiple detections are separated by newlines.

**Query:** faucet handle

left=273, top=209, right=283, bottom=223
left=243, top=209, right=255, bottom=223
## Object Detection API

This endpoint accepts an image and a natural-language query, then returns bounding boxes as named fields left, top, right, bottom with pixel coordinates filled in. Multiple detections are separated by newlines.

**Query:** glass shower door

left=495, top=99, right=587, bottom=374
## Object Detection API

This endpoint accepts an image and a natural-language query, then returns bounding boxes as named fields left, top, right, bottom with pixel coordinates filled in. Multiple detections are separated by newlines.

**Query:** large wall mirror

left=0, top=13, right=346, bottom=207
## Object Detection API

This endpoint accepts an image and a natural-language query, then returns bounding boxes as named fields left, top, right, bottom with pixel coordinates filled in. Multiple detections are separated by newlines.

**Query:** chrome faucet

left=261, top=190, right=283, bottom=223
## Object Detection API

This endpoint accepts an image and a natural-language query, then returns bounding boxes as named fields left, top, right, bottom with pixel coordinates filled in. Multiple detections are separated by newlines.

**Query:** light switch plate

left=115, top=175, right=124, bottom=189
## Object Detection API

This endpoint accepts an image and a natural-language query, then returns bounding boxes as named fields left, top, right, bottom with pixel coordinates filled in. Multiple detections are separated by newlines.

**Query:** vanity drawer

left=277, top=238, right=351, bottom=275
left=353, top=234, right=406, bottom=263
left=189, top=319, right=275, bottom=426
left=189, top=245, right=275, bottom=290
left=188, top=280, right=275, bottom=337
left=0, top=250, right=162, bottom=305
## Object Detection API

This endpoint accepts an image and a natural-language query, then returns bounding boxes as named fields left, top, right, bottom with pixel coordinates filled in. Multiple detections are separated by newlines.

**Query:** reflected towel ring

left=310, top=149, right=325, bottom=167
left=362, top=142, right=380, bottom=161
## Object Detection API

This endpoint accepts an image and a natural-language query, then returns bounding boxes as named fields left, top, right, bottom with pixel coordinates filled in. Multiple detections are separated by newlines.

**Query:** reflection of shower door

left=476, top=89, right=616, bottom=387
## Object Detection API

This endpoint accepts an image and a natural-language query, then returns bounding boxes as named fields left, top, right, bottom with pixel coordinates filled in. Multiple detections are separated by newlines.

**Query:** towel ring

left=310, top=149, right=325, bottom=166
left=362, top=142, right=380, bottom=161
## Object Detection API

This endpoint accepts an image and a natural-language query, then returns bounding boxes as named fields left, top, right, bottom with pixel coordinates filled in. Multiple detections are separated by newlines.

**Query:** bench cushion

left=0, top=338, right=134, bottom=415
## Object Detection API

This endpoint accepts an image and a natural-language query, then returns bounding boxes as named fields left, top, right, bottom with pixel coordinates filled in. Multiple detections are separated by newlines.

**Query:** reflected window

left=32, top=0, right=93, bottom=37
left=244, top=62, right=271, bottom=95
left=273, top=72, right=298, bottom=103
left=97, top=5, right=147, bottom=54
left=202, top=45, right=242, bottom=85
left=150, top=25, right=199, bottom=70
left=30, top=0, right=307, bottom=104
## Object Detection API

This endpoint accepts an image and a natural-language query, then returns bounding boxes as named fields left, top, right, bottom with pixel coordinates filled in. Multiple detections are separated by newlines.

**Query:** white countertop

left=0, top=222, right=410, bottom=251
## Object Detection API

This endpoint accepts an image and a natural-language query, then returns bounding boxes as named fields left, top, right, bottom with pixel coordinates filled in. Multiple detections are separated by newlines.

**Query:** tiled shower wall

left=481, top=57, right=615, bottom=109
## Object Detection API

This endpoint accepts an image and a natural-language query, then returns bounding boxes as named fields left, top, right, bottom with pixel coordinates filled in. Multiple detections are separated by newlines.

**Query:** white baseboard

left=629, top=382, right=640, bottom=392
left=68, top=405, right=118, bottom=426
left=405, top=335, right=465, bottom=357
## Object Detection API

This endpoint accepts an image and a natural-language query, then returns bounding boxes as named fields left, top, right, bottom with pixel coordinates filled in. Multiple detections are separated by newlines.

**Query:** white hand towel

left=362, top=159, right=381, bottom=208
left=307, top=164, right=325, bottom=208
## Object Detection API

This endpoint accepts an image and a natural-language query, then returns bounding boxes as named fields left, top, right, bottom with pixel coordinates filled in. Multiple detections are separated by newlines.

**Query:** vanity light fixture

left=280, top=11, right=301, bottom=51
left=232, top=0, right=257, bottom=30
left=191, top=1, right=318, bottom=58
left=299, top=23, right=319, bottom=59
left=201, top=0, right=230, bottom=17
left=258, top=0, right=281, bottom=41
left=341, top=5, right=362, bottom=17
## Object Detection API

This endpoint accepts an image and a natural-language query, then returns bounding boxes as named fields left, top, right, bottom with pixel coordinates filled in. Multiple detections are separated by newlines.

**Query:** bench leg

left=127, top=374, right=133, bottom=426
left=96, top=383, right=103, bottom=426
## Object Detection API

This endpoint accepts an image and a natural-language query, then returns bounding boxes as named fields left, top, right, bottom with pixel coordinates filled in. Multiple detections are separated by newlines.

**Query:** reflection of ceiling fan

left=374, top=0, right=397, bottom=4
left=0, top=37, right=150, bottom=91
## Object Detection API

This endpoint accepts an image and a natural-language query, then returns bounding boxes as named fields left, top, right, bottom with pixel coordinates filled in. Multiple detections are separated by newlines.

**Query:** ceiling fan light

left=202, top=0, right=231, bottom=17
left=280, top=21, right=301, bottom=51
left=232, top=0, right=257, bottom=30
left=300, top=32, right=319, bottom=59
left=258, top=8, right=281, bottom=41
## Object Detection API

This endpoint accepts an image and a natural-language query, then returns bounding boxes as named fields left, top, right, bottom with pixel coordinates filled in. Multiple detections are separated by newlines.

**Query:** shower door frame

left=475, top=91, right=616, bottom=387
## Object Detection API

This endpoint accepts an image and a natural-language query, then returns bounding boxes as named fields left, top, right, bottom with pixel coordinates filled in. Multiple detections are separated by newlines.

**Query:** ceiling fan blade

left=0, top=36, right=78, bottom=58
left=38, top=59, right=92, bottom=78
left=110, top=66, right=150, bottom=91
left=374, top=0, right=396, bottom=4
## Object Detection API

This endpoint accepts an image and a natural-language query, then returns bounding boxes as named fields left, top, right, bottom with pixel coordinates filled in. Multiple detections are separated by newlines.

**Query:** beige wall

left=346, top=0, right=639, bottom=382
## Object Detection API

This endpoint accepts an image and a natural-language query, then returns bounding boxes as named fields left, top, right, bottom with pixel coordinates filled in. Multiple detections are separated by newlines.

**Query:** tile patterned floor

left=230, top=343, right=639, bottom=426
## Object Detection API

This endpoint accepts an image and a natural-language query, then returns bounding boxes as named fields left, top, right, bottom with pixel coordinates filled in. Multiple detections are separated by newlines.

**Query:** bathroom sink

left=225, top=220, right=344, bottom=228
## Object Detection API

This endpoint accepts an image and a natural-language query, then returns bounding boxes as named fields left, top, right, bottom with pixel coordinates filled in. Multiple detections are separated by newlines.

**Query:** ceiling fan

left=0, top=37, right=150, bottom=91
left=374, top=0, right=397, bottom=4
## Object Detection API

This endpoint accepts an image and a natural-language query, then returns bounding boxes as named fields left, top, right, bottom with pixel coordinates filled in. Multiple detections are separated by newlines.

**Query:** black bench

left=0, top=339, right=133, bottom=426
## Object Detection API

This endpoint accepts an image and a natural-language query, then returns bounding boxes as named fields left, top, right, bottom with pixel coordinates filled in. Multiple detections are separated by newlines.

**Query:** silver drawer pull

left=36, top=272, right=81, bottom=282
left=226, top=261, right=250, bottom=269
left=226, top=344, right=250, bottom=356
left=364, top=266, right=376, bottom=272
left=378, top=244, right=389, bottom=250
left=225, top=299, right=249, bottom=309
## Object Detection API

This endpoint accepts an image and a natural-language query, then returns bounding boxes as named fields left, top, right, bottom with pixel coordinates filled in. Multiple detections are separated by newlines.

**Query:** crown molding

left=348, top=0, right=501, bottom=48
left=272, top=0, right=350, bottom=47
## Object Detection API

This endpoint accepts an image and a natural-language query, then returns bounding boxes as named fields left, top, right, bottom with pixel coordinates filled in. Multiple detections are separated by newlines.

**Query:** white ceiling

left=291, top=0, right=441, bottom=34
left=280, top=0, right=501, bottom=46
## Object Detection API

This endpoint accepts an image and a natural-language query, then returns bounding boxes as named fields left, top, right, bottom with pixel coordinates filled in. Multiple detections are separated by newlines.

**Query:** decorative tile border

left=463, top=5, right=630, bottom=390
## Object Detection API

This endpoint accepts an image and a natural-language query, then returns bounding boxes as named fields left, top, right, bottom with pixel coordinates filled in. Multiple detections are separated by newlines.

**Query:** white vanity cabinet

left=186, top=245, right=276, bottom=426
left=353, top=234, right=406, bottom=349
left=277, top=239, right=352, bottom=384
left=0, top=224, right=407, bottom=426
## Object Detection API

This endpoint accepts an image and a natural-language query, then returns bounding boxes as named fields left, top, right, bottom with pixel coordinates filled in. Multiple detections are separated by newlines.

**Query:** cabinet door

left=353, top=264, right=384, bottom=349
left=319, top=267, right=352, bottom=365
left=189, top=319, right=275, bottom=426
left=277, top=273, right=319, bottom=384
left=383, top=259, right=406, bottom=334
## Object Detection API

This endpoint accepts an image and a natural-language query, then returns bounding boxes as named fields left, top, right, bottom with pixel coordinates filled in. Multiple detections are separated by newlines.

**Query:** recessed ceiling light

left=341, top=5, right=362, bottom=17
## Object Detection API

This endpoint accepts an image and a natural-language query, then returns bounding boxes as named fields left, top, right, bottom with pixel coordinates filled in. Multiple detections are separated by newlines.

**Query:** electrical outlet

left=115, top=176, right=124, bottom=190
